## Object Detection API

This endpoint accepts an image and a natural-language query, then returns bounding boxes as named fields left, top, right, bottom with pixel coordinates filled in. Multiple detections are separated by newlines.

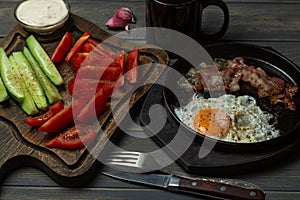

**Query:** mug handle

left=200, top=0, right=230, bottom=40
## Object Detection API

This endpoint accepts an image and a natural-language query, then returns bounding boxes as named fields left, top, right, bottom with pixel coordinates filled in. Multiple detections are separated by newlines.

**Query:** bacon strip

left=179, top=57, right=298, bottom=110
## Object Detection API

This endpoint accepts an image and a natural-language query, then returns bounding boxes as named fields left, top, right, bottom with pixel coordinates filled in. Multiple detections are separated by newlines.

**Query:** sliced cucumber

left=23, top=47, right=62, bottom=104
left=13, top=51, right=48, bottom=111
left=0, top=48, right=24, bottom=102
left=9, top=55, right=38, bottom=115
left=26, top=35, right=64, bottom=86
left=0, top=77, right=8, bottom=102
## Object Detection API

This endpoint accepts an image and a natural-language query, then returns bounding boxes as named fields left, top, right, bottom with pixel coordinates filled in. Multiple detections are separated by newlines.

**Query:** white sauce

left=16, top=0, right=69, bottom=26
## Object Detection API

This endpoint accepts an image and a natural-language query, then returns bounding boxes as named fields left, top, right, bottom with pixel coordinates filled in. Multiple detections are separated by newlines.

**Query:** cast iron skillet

left=163, top=43, right=300, bottom=152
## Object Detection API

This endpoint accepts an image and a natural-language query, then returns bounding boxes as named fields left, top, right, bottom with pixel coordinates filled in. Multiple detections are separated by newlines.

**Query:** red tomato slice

left=109, top=51, right=125, bottom=85
left=83, top=51, right=114, bottom=67
left=81, top=41, right=117, bottom=61
left=76, top=89, right=108, bottom=123
left=109, top=50, right=125, bottom=69
left=87, top=38, right=118, bottom=59
left=97, top=80, right=119, bottom=96
left=71, top=51, right=116, bottom=71
left=70, top=79, right=117, bottom=99
left=86, top=38, right=99, bottom=47
left=45, top=125, right=97, bottom=150
left=125, top=48, right=139, bottom=83
left=80, top=41, right=95, bottom=53
left=39, top=99, right=87, bottom=133
left=24, top=101, right=64, bottom=127
left=75, top=65, right=122, bottom=81
left=68, top=78, right=75, bottom=96
left=71, top=52, right=89, bottom=71
left=51, top=32, right=73, bottom=63
left=65, top=32, right=90, bottom=62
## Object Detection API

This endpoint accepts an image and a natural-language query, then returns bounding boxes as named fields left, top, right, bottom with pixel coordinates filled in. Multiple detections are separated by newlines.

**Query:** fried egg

left=174, top=94, right=280, bottom=143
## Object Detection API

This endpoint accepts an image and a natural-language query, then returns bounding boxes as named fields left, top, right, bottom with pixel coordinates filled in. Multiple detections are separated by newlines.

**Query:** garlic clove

left=114, top=7, right=135, bottom=23
left=105, top=17, right=129, bottom=31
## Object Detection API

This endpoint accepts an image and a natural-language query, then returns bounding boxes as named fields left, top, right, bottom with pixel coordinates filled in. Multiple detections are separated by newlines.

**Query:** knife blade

left=103, top=171, right=265, bottom=200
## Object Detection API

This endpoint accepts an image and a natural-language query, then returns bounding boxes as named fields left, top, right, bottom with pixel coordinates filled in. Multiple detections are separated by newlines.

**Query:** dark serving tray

left=140, top=43, right=300, bottom=176
left=0, top=13, right=169, bottom=187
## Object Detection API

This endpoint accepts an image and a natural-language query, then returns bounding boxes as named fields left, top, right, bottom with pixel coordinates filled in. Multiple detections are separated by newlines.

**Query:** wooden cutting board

left=0, top=14, right=169, bottom=187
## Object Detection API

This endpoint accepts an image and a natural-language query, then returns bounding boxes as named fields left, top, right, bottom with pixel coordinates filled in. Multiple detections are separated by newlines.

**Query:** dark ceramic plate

left=163, top=43, right=300, bottom=152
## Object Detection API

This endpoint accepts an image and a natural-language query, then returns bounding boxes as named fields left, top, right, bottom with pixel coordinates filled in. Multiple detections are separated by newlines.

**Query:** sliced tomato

left=39, top=99, right=86, bottom=133
left=65, top=32, right=90, bottom=62
left=75, top=65, right=122, bottom=81
left=87, top=38, right=118, bottom=59
left=125, top=48, right=139, bottom=83
left=109, top=50, right=125, bottom=85
left=24, top=101, right=64, bottom=127
left=81, top=41, right=114, bottom=59
left=51, top=32, right=73, bottom=63
left=86, top=38, right=99, bottom=47
left=83, top=51, right=114, bottom=67
left=76, top=89, right=108, bottom=123
left=109, top=50, right=125, bottom=68
left=71, top=52, right=89, bottom=71
left=68, top=78, right=75, bottom=96
left=71, top=51, right=115, bottom=71
left=45, top=125, right=97, bottom=150
left=80, top=41, right=95, bottom=53
left=70, top=79, right=117, bottom=99
left=97, top=80, right=118, bottom=96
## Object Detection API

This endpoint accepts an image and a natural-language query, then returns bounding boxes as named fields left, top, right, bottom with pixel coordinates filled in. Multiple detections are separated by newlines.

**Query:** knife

left=103, top=171, right=265, bottom=200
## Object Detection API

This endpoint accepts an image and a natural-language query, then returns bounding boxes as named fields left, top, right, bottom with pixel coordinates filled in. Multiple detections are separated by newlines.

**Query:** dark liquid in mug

left=146, top=0, right=202, bottom=40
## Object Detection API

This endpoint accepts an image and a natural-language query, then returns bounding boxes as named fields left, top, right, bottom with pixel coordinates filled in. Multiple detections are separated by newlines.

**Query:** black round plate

left=163, top=43, right=300, bottom=152
left=140, top=43, right=300, bottom=175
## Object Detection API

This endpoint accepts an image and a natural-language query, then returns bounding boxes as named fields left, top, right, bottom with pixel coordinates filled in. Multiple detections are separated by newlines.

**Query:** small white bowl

left=14, top=0, right=70, bottom=35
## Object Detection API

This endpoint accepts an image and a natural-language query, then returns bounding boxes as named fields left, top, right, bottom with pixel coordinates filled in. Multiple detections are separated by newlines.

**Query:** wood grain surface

left=0, top=0, right=300, bottom=200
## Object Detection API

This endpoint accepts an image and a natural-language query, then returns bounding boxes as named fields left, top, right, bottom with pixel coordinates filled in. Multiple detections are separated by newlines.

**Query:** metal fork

left=104, top=150, right=162, bottom=173
left=103, top=150, right=267, bottom=194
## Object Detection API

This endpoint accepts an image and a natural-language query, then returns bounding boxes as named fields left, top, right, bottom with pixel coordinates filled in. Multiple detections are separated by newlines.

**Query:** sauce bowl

left=14, top=0, right=70, bottom=35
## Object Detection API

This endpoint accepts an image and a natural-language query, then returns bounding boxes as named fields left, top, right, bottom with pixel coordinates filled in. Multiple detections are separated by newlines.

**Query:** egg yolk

left=193, top=109, right=231, bottom=138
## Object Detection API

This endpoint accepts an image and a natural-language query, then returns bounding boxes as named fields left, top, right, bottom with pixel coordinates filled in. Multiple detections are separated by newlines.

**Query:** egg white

left=174, top=94, right=280, bottom=143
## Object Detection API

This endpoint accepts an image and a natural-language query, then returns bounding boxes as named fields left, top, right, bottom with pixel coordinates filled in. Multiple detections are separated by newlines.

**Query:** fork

left=103, top=150, right=266, bottom=194
left=104, top=150, right=161, bottom=173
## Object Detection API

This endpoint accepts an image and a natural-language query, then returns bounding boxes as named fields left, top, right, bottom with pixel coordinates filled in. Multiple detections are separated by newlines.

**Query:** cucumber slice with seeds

left=0, top=48, right=24, bottom=102
left=26, top=35, right=64, bottom=86
left=13, top=51, right=48, bottom=111
left=23, top=47, right=62, bottom=104
left=9, top=55, right=38, bottom=115
left=0, top=77, right=8, bottom=102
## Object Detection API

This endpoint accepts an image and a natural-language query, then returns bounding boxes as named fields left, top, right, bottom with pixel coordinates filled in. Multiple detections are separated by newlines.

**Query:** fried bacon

left=180, top=57, right=298, bottom=110
left=270, top=83, right=298, bottom=110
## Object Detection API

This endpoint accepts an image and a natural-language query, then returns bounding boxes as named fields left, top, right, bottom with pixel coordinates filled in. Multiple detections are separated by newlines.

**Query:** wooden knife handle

left=177, top=177, right=265, bottom=200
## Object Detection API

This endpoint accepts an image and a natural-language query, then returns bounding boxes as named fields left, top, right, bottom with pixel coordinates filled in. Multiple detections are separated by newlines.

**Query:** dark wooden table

left=0, top=0, right=300, bottom=199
